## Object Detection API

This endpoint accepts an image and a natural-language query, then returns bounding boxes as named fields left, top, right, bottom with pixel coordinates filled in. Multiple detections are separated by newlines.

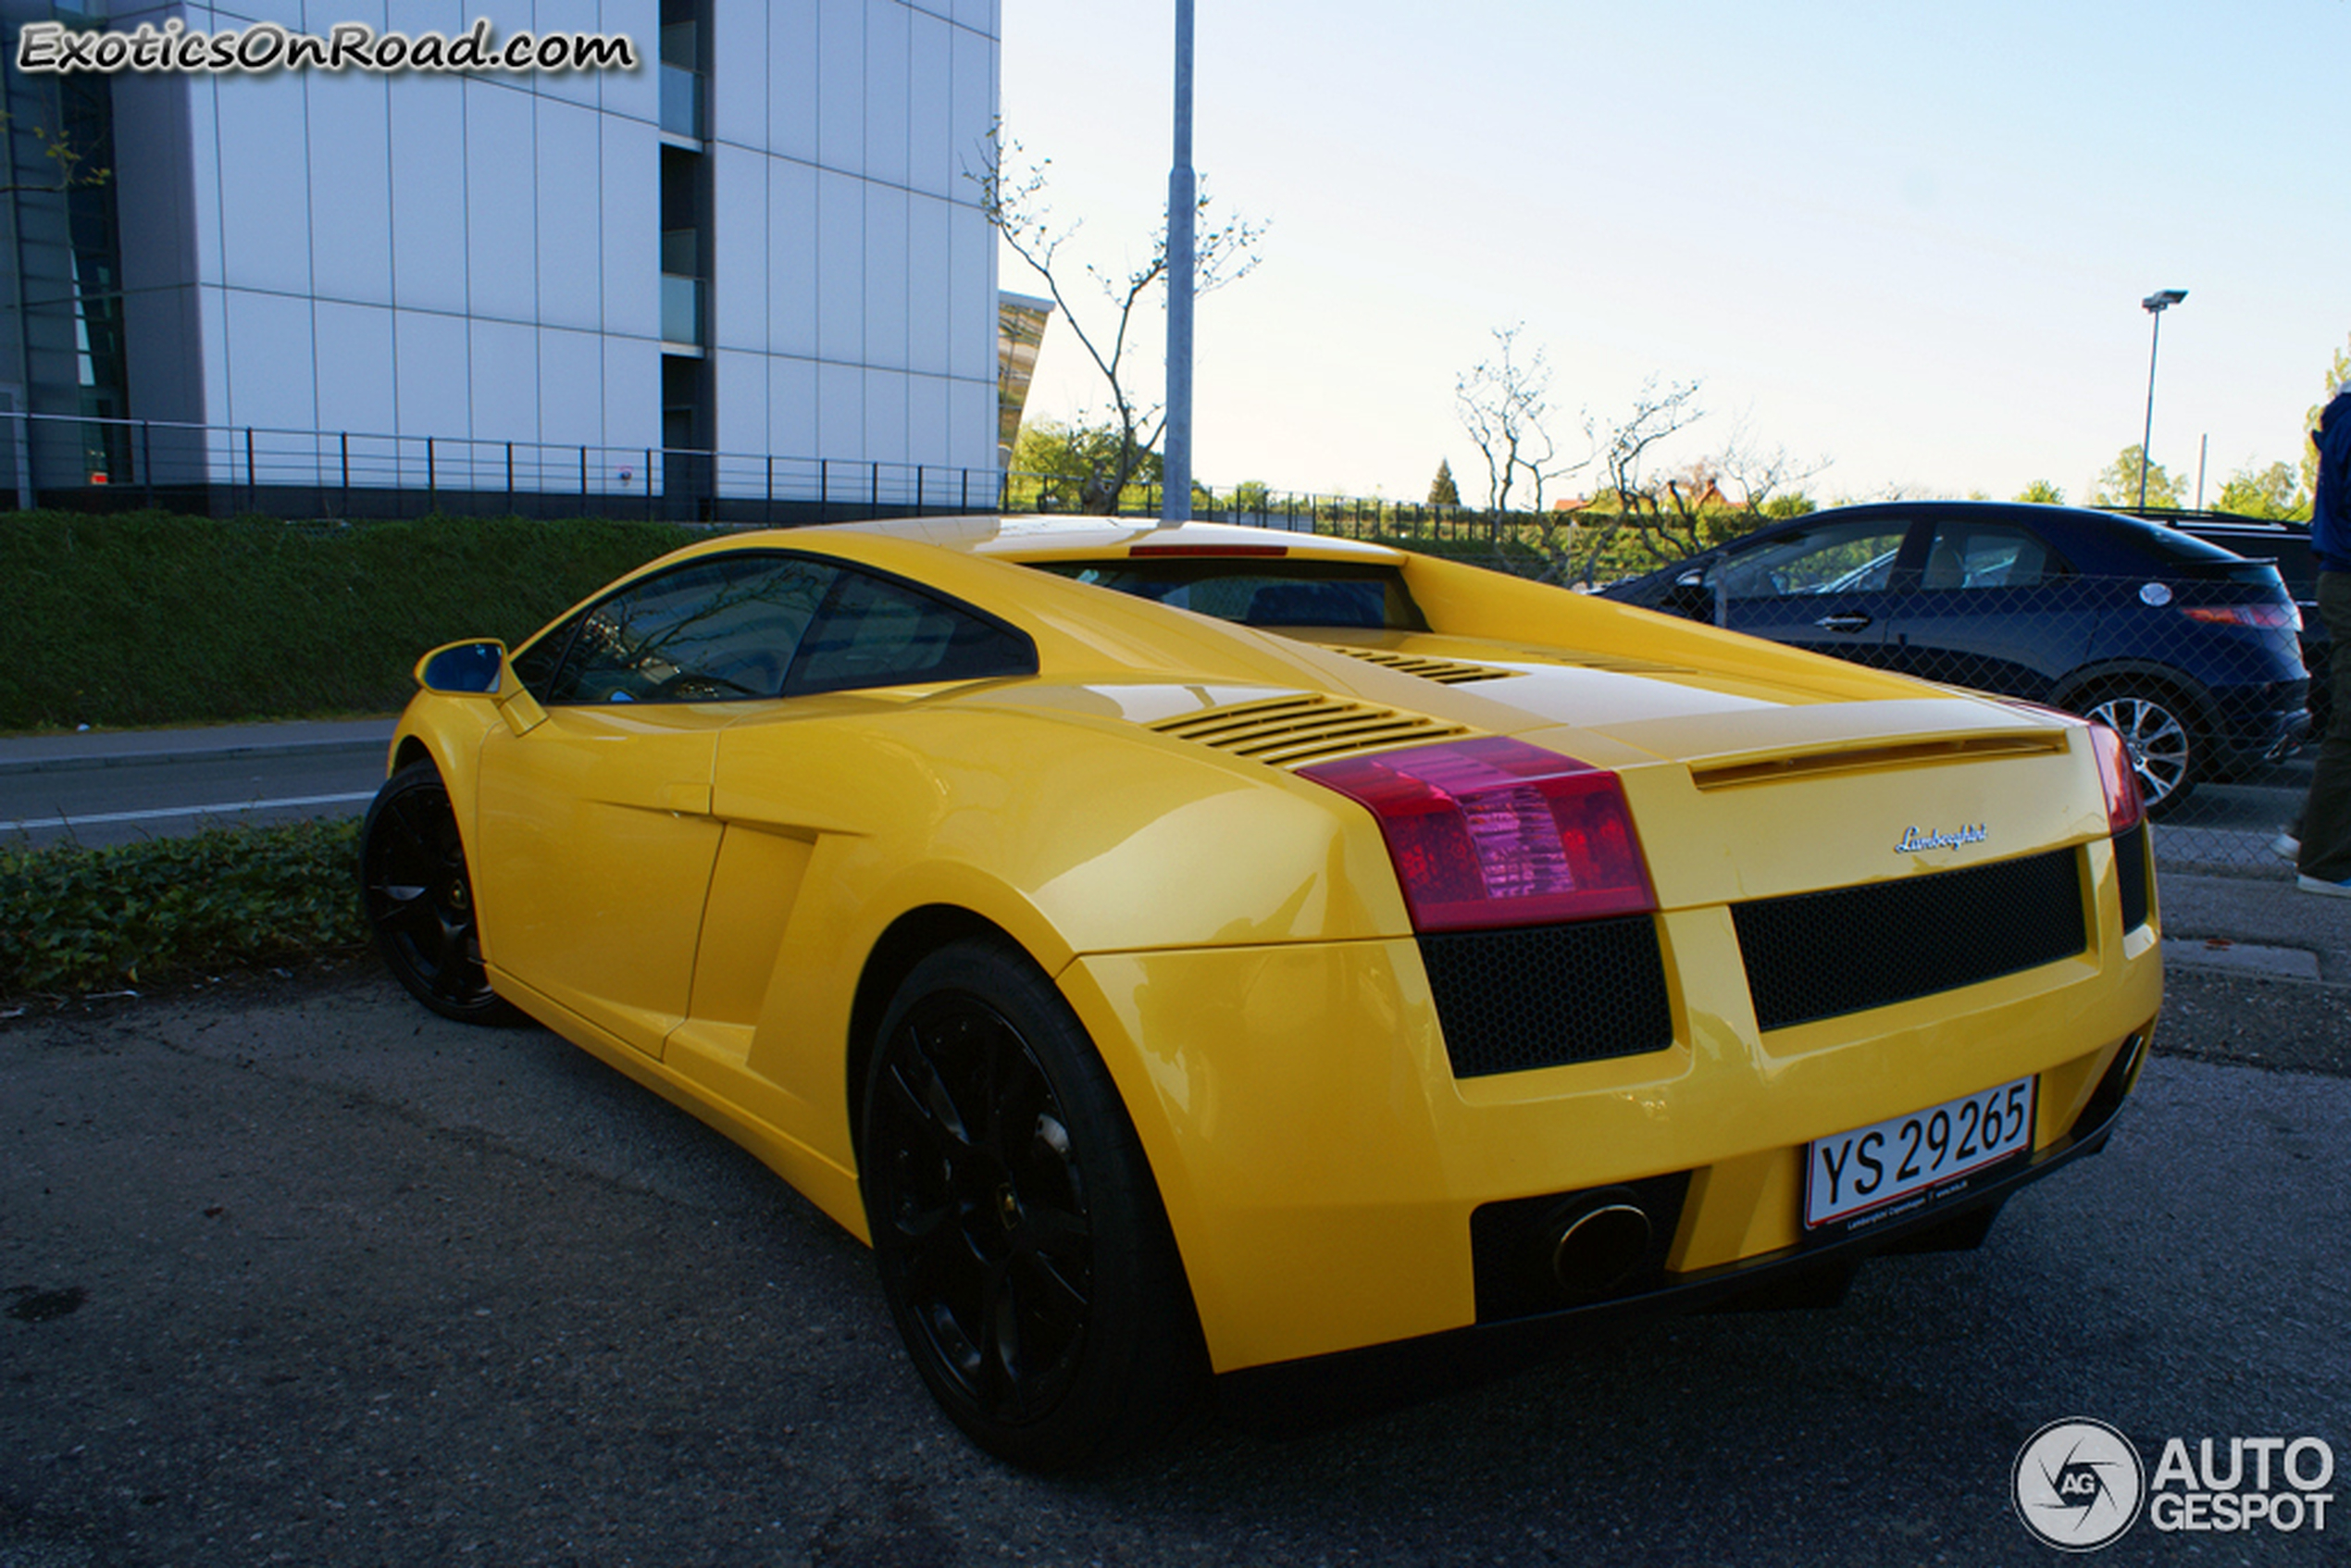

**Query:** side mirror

left=416, top=640, right=506, bottom=694
left=413, top=639, right=547, bottom=735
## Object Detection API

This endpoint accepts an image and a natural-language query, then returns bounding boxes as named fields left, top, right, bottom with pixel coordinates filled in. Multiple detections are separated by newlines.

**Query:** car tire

left=861, top=938, right=1211, bottom=1470
left=2082, top=687, right=2199, bottom=816
left=358, top=760, right=518, bottom=1025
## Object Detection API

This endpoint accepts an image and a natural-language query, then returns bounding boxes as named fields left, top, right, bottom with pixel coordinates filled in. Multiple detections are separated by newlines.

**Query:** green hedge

left=2, top=817, right=369, bottom=996
left=0, top=511, right=695, bottom=730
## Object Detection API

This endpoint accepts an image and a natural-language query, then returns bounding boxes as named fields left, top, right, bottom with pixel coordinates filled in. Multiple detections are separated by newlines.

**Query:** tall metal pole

left=2137, top=310, right=2163, bottom=512
left=2136, top=289, right=2184, bottom=511
left=1160, top=0, right=1195, bottom=526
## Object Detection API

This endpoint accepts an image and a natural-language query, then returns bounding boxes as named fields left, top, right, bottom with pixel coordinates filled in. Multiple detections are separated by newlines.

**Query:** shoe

left=2271, top=832, right=2301, bottom=862
left=2298, top=874, right=2351, bottom=899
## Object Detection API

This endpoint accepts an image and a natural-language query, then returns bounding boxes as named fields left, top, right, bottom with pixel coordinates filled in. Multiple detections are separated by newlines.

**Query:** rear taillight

left=2086, top=722, right=2146, bottom=834
left=2183, top=603, right=2300, bottom=630
left=1300, top=737, right=1655, bottom=931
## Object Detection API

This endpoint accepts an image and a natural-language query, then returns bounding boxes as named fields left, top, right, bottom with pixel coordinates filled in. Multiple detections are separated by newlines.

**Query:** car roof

left=800, top=514, right=1412, bottom=566
left=1774, top=500, right=2253, bottom=569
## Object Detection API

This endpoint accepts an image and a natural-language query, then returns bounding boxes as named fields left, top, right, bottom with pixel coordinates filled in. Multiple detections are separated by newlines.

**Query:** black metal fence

left=0, top=407, right=1010, bottom=526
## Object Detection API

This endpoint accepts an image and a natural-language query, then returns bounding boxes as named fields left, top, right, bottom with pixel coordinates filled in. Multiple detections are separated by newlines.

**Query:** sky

left=997, top=0, right=2351, bottom=509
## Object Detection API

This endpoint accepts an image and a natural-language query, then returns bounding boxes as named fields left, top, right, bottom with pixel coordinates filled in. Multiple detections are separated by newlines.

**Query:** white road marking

left=0, top=790, right=378, bottom=833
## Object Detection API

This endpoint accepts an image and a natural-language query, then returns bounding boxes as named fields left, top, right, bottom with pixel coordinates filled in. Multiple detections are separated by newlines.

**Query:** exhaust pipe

left=1549, top=1198, right=1653, bottom=1301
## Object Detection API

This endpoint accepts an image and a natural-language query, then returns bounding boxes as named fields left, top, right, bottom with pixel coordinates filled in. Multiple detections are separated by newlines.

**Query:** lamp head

left=2141, top=289, right=2187, bottom=313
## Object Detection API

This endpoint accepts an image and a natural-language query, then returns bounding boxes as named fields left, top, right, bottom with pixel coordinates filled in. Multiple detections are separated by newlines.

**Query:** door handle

left=1815, top=614, right=1872, bottom=633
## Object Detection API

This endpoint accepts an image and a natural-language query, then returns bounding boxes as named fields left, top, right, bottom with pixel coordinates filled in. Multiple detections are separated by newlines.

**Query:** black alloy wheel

left=861, top=939, right=1209, bottom=1470
left=359, top=761, right=516, bottom=1025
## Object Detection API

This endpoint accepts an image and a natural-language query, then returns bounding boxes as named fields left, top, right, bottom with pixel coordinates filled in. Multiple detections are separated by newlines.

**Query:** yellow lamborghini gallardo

left=362, top=516, right=2160, bottom=1468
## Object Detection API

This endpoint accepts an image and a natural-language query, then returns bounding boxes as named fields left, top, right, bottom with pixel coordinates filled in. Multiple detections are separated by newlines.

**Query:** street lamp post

left=2138, top=289, right=2186, bottom=511
left=1160, top=0, right=1195, bottom=526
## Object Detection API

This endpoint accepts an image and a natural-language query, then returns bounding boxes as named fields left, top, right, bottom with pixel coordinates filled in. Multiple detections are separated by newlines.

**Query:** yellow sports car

left=362, top=515, right=2160, bottom=1468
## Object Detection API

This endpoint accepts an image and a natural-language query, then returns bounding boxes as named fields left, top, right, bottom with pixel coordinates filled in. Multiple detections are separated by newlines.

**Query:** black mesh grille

left=2114, top=824, right=2152, bottom=932
left=1733, top=848, right=2087, bottom=1033
left=1418, top=915, right=1675, bottom=1078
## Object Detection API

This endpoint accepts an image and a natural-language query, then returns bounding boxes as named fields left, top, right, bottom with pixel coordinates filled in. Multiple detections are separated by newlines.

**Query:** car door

left=1877, top=517, right=2085, bottom=699
left=1706, top=515, right=1914, bottom=668
left=668, top=565, right=1040, bottom=1071
left=475, top=553, right=835, bottom=1056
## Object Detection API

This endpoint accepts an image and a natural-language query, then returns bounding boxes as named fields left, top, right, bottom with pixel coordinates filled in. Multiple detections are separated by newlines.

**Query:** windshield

left=1032, top=559, right=1430, bottom=631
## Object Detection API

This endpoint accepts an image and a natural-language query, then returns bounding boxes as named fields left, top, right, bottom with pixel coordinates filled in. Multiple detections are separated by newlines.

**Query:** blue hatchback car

left=1601, top=501, right=2308, bottom=815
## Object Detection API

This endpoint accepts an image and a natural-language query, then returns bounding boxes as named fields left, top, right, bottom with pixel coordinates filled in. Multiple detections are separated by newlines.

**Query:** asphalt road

left=0, top=738, right=389, bottom=852
left=4, top=972, right=2345, bottom=1567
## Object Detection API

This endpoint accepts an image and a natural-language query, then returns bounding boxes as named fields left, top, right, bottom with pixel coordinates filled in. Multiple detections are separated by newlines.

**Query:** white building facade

left=2, top=0, right=1002, bottom=514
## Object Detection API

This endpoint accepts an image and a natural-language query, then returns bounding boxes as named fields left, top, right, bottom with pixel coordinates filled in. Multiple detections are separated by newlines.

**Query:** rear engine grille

left=1312, top=645, right=1522, bottom=685
left=2114, top=823, right=2152, bottom=932
left=1418, top=915, right=1675, bottom=1078
left=1733, top=847, right=2087, bottom=1032
left=1146, top=693, right=1468, bottom=766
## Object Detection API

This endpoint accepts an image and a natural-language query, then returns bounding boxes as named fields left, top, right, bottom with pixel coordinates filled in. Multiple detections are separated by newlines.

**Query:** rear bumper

left=2207, top=678, right=2310, bottom=765
left=1218, top=1038, right=2140, bottom=1418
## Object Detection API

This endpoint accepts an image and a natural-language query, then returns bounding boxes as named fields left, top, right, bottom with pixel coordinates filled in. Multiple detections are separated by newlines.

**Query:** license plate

left=1804, top=1076, right=2034, bottom=1231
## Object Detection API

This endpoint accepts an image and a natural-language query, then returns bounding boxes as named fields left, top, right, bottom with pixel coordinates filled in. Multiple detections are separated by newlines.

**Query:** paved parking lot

left=4, top=971, right=2346, bottom=1567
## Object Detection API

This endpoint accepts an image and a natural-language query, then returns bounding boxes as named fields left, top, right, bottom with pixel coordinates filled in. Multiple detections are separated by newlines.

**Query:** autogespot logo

left=2014, top=1420, right=2339, bottom=1550
left=2013, top=1419, right=2146, bottom=1552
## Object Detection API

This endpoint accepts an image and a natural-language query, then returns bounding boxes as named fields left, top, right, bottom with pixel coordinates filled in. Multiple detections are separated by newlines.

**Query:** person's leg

left=2296, top=572, right=2351, bottom=887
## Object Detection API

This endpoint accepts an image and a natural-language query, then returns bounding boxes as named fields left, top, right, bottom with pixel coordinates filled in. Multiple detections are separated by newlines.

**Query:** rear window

left=1033, top=558, right=1429, bottom=631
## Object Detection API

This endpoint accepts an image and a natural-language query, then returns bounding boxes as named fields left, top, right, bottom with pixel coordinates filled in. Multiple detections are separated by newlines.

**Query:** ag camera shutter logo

left=2013, top=1419, right=2145, bottom=1551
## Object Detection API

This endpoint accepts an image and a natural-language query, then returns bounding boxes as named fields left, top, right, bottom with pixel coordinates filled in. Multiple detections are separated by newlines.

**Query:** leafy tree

left=2214, top=461, right=2308, bottom=520
left=2090, top=445, right=2183, bottom=510
left=1013, top=418, right=1162, bottom=514
left=2014, top=479, right=2066, bottom=505
left=2302, top=333, right=2351, bottom=502
left=1760, top=492, right=1818, bottom=519
left=0, top=95, right=112, bottom=196
left=974, top=128, right=1265, bottom=515
left=1427, top=459, right=1460, bottom=508
left=1230, top=479, right=1273, bottom=516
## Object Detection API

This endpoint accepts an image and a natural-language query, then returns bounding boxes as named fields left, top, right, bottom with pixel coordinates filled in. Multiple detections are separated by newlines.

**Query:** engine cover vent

left=1146, top=693, right=1470, bottom=767
left=1312, top=645, right=1523, bottom=685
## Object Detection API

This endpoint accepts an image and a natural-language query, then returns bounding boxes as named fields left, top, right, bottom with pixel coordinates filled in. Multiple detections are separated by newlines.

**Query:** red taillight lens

left=2183, top=603, right=2300, bottom=630
left=1300, top=737, right=1655, bottom=931
left=2086, top=722, right=2145, bottom=834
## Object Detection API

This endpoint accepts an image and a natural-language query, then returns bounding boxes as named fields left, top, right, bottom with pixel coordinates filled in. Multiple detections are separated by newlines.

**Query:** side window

left=786, top=567, right=1038, bottom=695
left=543, top=554, right=837, bottom=704
left=510, top=614, right=581, bottom=698
left=1919, top=523, right=2068, bottom=591
left=1713, top=520, right=1908, bottom=600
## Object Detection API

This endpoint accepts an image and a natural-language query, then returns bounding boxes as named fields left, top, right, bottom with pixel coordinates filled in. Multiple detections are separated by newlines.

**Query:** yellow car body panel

left=379, top=516, right=2162, bottom=1381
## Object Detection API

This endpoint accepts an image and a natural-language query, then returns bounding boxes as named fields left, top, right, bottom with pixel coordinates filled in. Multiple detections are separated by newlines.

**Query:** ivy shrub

left=1, top=817, right=367, bottom=997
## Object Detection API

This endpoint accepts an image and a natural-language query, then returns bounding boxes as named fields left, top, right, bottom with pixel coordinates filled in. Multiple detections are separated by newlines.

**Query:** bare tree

left=1515, top=378, right=1706, bottom=586
left=1454, top=325, right=1576, bottom=514
left=1623, top=425, right=1831, bottom=566
left=973, top=127, right=1264, bottom=513
left=1708, top=425, right=1830, bottom=519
